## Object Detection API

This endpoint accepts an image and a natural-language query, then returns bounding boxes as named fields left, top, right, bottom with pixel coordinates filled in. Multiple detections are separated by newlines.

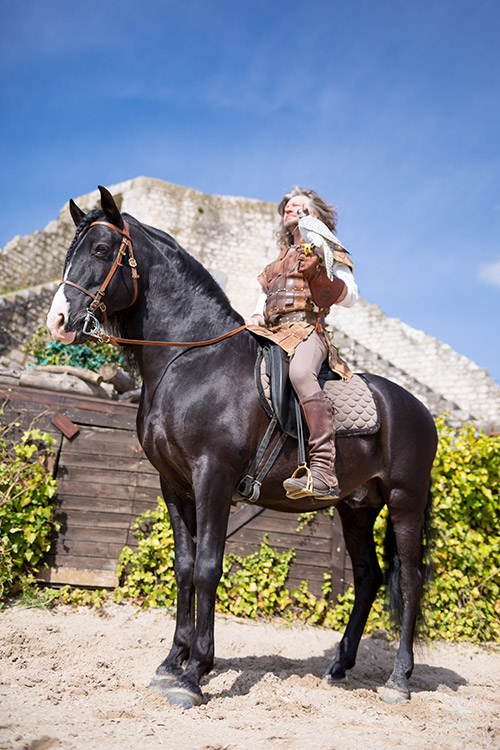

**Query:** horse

left=47, top=186, right=438, bottom=709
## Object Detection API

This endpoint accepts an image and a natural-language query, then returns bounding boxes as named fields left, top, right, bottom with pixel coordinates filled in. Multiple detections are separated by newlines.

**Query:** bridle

left=61, top=218, right=246, bottom=349
left=61, top=219, right=139, bottom=325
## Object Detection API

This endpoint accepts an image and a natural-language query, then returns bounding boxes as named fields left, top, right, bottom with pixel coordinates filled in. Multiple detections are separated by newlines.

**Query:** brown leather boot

left=283, top=390, right=340, bottom=500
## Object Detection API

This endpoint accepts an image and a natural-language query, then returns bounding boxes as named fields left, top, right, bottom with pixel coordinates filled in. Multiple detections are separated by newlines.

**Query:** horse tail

left=384, top=483, right=434, bottom=632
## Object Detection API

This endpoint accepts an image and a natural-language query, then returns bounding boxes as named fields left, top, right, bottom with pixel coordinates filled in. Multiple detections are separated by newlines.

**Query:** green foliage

left=217, top=540, right=294, bottom=618
left=113, top=502, right=177, bottom=609
left=25, top=326, right=130, bottom=374
left=0, top=427, right=59, bottom=602
left=426, top=418, right=500, bottom=641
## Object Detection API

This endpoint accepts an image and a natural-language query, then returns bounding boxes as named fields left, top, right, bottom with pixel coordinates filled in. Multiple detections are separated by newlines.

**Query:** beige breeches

left=289, top=331, right=329, bottom=401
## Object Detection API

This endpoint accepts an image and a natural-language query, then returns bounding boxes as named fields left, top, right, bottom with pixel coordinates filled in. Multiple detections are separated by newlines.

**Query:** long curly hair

left=276, top=186, right=338, bottom=250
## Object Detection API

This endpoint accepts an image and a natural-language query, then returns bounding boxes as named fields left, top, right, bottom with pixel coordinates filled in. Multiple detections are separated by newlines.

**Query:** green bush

left=0, top=427, right=59, bottom=602
left=426, top=418, right=500, bottom=641
left=26, top=326, right=131, bottom=374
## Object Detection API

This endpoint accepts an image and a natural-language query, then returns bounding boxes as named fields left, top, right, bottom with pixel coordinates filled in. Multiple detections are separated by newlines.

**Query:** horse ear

left=98, top=185, right=124, bottom=229
left=69, top=199, right=86, bottom=227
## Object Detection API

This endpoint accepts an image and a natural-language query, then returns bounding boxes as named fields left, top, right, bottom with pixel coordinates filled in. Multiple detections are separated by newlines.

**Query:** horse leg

left=148, top=483, right=196, bottom=693
left=324, top=501, right=383, bottom=683
left=382, top=501, right=425, bottom=704
left=164, top=467, right=233, bottom=709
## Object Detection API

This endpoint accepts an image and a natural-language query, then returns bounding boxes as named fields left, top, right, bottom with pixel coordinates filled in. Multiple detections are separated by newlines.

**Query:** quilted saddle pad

left=323, top=374, right=379, bottom=436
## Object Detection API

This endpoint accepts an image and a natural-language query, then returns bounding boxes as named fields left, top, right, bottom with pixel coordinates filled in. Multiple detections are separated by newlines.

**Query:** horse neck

left=121, top=223, right=246, bottom=376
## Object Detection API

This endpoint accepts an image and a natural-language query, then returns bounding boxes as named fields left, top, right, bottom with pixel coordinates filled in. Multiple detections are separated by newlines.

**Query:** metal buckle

left=82, top=310, right=105, bottom=341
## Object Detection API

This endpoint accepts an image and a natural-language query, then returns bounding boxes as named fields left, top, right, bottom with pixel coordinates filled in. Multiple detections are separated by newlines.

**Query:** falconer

left=245, top=186, right=359, bottom=501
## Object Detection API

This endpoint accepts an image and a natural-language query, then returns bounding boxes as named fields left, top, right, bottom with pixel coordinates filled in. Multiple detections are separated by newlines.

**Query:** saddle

left=236, top=341, right=380, bottom=503
left=255, top=343, right=341, bottom=439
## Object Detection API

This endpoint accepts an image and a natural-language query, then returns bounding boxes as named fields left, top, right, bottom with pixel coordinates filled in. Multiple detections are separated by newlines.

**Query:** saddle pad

left=259, top=358, right=379, bottom=437
left=323, top=374, right=380, bottom=436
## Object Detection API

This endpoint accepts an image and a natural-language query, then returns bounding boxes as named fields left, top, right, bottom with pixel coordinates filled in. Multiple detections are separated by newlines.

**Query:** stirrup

left=283, top=463, right=314, bottom=499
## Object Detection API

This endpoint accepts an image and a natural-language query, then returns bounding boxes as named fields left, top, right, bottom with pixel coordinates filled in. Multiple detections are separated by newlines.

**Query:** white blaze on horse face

left=46, top=284, right=76, bottom=344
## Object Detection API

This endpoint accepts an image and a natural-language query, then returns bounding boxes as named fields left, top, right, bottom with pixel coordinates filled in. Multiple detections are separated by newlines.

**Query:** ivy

left=424, top=418, right=500, bottom=641
left=0, top=427, right=59, bottom=602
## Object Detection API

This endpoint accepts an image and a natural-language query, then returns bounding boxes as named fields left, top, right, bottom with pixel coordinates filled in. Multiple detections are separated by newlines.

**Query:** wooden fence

left=0, top=384, right=351, bottom=596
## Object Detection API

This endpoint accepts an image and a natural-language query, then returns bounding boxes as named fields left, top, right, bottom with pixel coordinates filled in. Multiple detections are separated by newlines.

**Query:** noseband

left=61, top=219, right=139, bottom=324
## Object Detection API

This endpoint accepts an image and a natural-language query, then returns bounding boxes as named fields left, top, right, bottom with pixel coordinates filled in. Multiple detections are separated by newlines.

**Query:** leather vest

left=258, top=246, right=315, bottom=326
left=258, top=245, right=354, bottom=327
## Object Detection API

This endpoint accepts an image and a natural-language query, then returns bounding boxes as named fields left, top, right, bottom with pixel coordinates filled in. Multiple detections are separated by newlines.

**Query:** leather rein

left=60, top=219, right=246, bottom=349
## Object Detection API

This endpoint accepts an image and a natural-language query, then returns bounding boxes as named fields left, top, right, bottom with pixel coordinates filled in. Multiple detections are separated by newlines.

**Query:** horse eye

left=94, top=244, right=109, bottom=256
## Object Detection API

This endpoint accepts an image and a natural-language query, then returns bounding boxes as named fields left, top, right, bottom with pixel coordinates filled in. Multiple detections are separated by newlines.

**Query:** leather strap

left=97, top=325, right=248, bottom=348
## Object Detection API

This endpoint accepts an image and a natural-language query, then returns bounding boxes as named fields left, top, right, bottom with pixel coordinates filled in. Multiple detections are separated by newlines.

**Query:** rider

left=245, top=187, right=359, bottom=501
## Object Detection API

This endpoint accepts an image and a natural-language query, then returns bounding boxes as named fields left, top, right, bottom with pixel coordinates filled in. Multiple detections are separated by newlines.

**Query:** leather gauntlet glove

left=299, top=254, right=347, bottom=308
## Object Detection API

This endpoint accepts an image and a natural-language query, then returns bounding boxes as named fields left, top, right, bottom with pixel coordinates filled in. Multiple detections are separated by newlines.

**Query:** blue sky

left=1, top=0, right=499, bottom=382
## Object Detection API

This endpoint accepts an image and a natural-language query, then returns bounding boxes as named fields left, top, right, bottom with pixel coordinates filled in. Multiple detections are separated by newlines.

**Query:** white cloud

left=477, top=259, right=500, bottom=288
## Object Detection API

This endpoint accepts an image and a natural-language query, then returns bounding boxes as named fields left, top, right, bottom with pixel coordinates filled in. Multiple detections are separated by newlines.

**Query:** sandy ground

left=0, top=603, right=499, bottom=750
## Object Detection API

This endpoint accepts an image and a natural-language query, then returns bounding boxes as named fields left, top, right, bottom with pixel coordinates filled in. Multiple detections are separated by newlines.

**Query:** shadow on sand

left=206, top=635, right=467, bottom=700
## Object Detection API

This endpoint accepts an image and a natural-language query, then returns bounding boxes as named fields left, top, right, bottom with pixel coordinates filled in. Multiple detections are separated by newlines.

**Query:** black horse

left=47, top=186, right=437, bottom=709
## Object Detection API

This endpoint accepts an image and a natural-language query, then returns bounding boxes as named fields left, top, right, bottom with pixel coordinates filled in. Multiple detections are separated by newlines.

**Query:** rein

left=63, top=218, right=247, bottom=349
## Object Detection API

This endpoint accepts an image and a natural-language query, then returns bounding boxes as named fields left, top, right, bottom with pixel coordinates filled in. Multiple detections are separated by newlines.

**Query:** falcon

left=297, top=210, right=347, bottom=281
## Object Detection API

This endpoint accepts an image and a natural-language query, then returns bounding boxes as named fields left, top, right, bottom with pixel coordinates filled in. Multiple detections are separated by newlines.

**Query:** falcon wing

left=298, top=215, right=346, bottom=281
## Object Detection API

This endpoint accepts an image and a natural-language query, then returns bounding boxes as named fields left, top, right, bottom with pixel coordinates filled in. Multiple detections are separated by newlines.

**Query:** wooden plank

left=44, top=554, right=118, bottom=572
left=54, top=509, right=135, bottom=529
left=225, top=528, right=332, bottom=554
left=38, top=567, right=118, bottom=587
left=61, top=427, right=140, bottom=449
left=65, top=408, right=136, bottom=431
left=226, top=505, right=265, bottom=537
left=0, top=385, right=137, bottom=418
left=56, top=525, right=131, bottom=544
left=258, top=508, right=333, bottom=528
left=53, top=495, right=136, bottom=514
left=60, top=454, right=152, bottom=473
left=51, top=413, right=80, bottom=439
left=133, top=486, right=162, bottom=501
left=51, top=538, right=126, bottom=559
left=55, top=479, right=138, bottom=500
left=57, top=466, right=144, bottom=486
left=228, top=513, right=332, bottom=538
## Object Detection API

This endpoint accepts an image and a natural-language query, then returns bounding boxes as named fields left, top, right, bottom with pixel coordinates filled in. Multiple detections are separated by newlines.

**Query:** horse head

left=47, top=186, right=140, bottom=345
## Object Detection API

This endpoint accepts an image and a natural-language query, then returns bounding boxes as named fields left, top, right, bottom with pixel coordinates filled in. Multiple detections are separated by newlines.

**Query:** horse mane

left=128, top=216, right=237, bottom=318
left=64, top=209, right=102, bottom=274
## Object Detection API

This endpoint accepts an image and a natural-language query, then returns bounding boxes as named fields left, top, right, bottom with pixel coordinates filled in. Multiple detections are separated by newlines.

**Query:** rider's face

left=283, top=195, right=316, bottom=229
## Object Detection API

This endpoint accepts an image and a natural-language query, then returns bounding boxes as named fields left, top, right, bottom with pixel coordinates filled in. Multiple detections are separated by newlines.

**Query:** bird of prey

left=297, top=210, right=347, bottom=281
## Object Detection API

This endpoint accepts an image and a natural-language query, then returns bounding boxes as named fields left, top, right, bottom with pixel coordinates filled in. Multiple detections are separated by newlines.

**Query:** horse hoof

left=382, top=681, right=410, bottom=704
left=165, top=685, right=203, bottom=710
left=147, top=673, right=178, bottom=694
left=322, top=669, right=347, bottom=685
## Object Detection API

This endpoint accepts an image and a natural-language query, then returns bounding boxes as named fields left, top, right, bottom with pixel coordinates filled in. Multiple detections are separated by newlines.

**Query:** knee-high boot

left=283, top=390, right=340, bottom=500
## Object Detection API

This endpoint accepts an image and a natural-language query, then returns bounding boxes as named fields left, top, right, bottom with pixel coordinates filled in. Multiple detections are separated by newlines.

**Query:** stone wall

left=0, top=282, right=58, bottom=369
left=1, top=176, right=499, bottom=430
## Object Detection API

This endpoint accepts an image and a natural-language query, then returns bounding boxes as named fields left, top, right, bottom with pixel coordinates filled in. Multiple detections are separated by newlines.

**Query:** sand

left=0, top=603, right=499, bottom=750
